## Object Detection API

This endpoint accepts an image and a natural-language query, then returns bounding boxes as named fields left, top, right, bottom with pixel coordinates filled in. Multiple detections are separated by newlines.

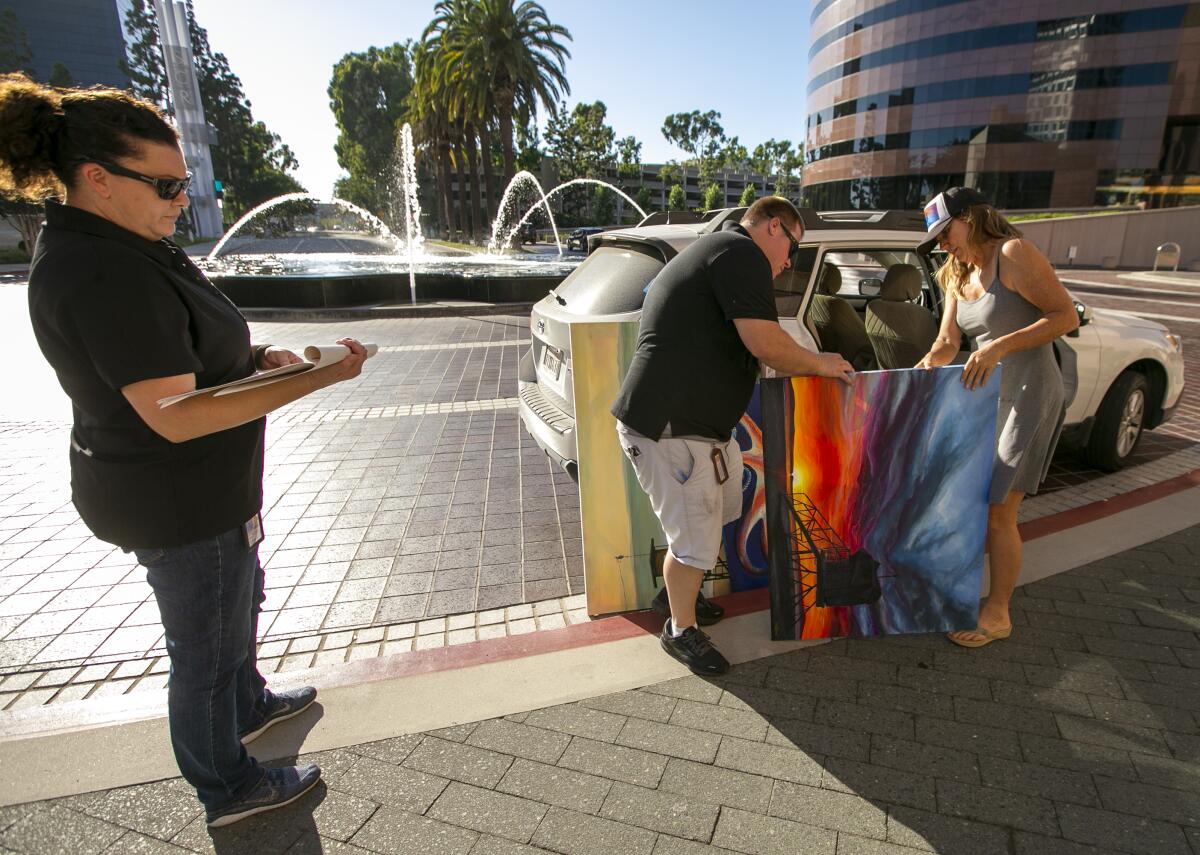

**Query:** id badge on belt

left=242, top=513, right=264, bottom=549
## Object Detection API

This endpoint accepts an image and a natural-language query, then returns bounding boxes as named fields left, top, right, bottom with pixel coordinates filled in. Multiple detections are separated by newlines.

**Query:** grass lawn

left=1009, top=209, right=1128, bottom=222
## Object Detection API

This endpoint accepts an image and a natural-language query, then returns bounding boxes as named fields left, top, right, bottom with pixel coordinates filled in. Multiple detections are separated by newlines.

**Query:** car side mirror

left=858, top=277, right=882, bottom=297
left=1068, top=300, right=1092, bottom=337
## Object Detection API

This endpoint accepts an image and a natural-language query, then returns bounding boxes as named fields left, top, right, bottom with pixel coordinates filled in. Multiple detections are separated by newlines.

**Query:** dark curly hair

left=0, top=73, right=178, bottom=201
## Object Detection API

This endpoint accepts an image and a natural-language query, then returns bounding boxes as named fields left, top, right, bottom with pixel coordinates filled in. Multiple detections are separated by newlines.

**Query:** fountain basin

left=203, top=253, right=581, bottom=309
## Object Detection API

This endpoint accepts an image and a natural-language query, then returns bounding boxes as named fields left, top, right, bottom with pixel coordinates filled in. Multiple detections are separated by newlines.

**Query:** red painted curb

left=1018, top=468, right=1200, bottom=542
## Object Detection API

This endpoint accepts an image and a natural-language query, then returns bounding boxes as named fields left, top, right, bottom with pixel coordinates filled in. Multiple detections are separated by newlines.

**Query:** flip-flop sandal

left=947, top=625, right=1012, bottom=649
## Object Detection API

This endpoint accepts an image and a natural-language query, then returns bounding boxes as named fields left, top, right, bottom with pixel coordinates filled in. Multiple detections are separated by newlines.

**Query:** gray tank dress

left=956, top=252, right=1064, bottom=503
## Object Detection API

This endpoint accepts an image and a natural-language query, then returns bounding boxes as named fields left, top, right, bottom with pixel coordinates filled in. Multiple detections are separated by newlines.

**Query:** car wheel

left=1082, top=370, right=1148, bottom=471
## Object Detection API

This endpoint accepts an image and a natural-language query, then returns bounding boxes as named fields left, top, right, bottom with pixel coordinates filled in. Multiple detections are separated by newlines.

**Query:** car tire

left=1082, top=370, right=1148, bottom=472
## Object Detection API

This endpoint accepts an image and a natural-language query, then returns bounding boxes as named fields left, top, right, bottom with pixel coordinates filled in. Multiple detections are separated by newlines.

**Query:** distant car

left=518, top=206, right=1185, bottom=479
left=506, top=221, right=538, bottom=248
left=566, top=227, right=605, bottom=253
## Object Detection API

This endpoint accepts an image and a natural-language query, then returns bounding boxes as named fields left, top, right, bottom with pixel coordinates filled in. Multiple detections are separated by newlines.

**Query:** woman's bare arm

left=994, top=238, right=1080, bottom=351
left=120, top=338, right=368, bottom=443
left=917, top=289, right=963, bottom=369
left=960, top=240, right=1078, bottom=389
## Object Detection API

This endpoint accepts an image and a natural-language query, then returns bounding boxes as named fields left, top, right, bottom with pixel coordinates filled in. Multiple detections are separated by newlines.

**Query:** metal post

left=153, top=0, right=223, bottom=240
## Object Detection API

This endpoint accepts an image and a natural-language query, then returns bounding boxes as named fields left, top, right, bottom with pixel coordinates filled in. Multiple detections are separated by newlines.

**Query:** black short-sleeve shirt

left=611, top=222, right=778, bottom=440
left=27, top=202, right=265, bottom=550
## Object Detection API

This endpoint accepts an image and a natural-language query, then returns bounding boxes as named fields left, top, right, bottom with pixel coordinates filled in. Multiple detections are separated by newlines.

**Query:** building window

left=808, top=4, right=1187, bottom=94
left=1160, top=116, right=1200, bottom=174
left=809, top=64, right=1168, bottom=128
left=805, top=120, right=1123, bottom=164
left=802, top=172, right=1054, bottom=210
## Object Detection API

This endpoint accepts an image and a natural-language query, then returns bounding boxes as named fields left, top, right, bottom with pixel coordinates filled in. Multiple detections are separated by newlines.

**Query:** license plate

left=542, top=345, right=563, bottom=380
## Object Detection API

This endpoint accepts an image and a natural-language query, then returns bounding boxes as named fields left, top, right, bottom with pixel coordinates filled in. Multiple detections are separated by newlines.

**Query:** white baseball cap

left=916, top=186, right=988, bottom=254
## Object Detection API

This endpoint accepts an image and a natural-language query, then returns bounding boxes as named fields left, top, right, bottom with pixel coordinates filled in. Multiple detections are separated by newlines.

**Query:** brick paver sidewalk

left=2, top=524, right=1197, bottom=855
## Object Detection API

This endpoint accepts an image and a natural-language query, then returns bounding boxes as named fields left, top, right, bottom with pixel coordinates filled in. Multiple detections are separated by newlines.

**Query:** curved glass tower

left=802, top=1, right=1200, bottom=209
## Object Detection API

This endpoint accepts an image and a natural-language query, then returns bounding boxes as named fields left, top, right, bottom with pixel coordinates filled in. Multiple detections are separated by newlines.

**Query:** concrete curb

left=240, top=301, right=537, bottom=321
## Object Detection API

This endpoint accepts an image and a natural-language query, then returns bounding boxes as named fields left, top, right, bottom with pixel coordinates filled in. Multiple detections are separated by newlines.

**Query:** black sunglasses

left=88, top=159, right=193, bottom=199
left=777, top=218, right=801, bottom=256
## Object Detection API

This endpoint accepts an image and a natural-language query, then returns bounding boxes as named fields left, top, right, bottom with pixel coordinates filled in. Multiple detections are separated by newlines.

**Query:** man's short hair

left=741, top=196, right=803, bottom=233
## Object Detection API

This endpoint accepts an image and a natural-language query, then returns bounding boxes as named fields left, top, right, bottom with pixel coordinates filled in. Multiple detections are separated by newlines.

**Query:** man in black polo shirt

left=612, top=197, right=853, bottom=674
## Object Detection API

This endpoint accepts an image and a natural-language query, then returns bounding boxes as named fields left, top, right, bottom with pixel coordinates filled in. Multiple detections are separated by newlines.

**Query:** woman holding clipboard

left=1, top=74, right=368, bottom=826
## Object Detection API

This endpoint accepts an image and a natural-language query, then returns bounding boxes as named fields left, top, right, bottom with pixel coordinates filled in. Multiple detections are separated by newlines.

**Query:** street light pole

left=153, top=0, right=223, bottom=240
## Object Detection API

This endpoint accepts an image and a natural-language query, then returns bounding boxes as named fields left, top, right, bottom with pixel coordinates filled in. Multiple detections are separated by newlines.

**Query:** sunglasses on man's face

left=90, top=159, right=193, bottom=199
left=777, top=219, right=801, bottom=256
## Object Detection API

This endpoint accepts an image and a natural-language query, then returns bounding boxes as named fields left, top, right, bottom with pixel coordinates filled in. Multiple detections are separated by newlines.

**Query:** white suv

left=517, top=207, right=1185, bottom=478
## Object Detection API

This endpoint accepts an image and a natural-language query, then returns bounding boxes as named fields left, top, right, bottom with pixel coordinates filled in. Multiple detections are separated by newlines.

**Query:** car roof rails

left=698, top=207, right=748, bottom=232
left=591, top=231, right=680, bottom=262
left=808, top=209, right=926, bottom=231
left=642, top=207, right=926, bottom=233
left=636, top=210, right=707, bottom=227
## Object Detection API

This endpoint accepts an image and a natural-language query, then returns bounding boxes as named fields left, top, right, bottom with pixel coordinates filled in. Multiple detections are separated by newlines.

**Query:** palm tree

left=447, top=0, right=571, bottom=185
left=410, top=39, right=455, bottom=239
left=441, top=47, right=500, bottom=225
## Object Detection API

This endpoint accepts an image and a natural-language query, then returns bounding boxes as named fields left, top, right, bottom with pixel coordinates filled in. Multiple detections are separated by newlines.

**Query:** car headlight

left=1164, top=332, right=1182, bottom=352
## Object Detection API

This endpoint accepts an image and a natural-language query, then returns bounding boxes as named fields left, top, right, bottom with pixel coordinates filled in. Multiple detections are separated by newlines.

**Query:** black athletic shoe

left=239, top=686, right=317, bottom=744
left=651, top=588, right=726, bottom=626
left=205, top=764, right=322, bottom=827
left=660, top=620, right=730, bottom=675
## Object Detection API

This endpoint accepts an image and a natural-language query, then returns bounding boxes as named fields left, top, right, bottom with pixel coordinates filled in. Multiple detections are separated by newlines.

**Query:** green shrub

left=702, top=183, right=724, bottom=211
left=667, top=184, right=686, bottom=211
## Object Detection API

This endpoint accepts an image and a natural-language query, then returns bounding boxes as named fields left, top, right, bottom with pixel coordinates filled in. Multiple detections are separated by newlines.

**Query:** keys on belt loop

left=711, top=446, right=729, bottom=484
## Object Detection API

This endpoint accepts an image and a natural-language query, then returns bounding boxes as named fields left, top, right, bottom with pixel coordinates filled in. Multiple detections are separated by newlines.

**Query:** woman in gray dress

left=916, top=187, right=1079, bottom=648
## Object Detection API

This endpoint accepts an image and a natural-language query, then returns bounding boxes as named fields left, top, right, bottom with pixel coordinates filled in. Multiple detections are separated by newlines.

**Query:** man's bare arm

left=733, top=318, right=853, bottom=383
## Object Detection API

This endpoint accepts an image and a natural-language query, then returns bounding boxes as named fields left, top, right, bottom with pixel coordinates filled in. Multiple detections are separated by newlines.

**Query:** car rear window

left=552, top=245, right=665, bottom=315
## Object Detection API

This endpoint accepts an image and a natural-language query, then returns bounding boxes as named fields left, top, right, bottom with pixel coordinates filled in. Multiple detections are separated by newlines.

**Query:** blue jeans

left=135, top=526, right=267, bottom=811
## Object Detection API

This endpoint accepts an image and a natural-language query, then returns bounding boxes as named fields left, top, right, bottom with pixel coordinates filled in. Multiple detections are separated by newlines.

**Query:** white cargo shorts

left=615, top=421, right=742, bottom=570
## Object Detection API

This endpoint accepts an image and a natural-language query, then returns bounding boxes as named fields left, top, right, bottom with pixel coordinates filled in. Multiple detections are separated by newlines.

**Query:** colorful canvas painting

left=762, top=366, right=1000, bottom=640
left=722, top=387, right=770, bottom=592
left=570, top=321, right=668, bottom=615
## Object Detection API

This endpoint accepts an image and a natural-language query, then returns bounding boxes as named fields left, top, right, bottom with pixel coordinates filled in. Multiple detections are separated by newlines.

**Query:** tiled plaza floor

left=2, top=523, right=1198, bottom=855
left=0, top=313, right=587, bottom=706
left=0, top=264, right=1198, bottom=710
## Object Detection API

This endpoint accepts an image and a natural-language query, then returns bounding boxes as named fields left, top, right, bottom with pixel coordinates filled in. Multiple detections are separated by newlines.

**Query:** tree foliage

left=702, top=182, right=724, bottom=211
left=118, top=1, right=303, bottom=220
left=545, top=100, right=615, bottom=220
left=750, top=138, right=802, bottom=198
left=514, top=119, right=543, bottom=173
left=433, top=0, right=571, bottom=184
left=0, top=9, right=33, bottom=75
left=118, top=0, right=168, bottom=106
left=0, top=196, right=41, bottom=259
left=667, top=184, right=686, bottom=211
left=328, top=43, right=414, bottom=214
left=185, top=2, right=303, bottom=217
left=662, top=110, right=725, bottom=187
left=48, top=63, right=74, bottom=88
left=615, top=135, right=642, bottom=182
left=635, top=185, right=653, bottom=215
left=592, top=185, right=613, bottom=224
left=720, top=136, right=749, bottom=171
left=738, top=183, right=757, bottom=206
left=545, top=101, right=615, bottom=182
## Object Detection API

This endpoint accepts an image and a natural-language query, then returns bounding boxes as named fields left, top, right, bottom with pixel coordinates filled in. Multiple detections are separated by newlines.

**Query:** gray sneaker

left=240, top=686, right=317, bottom=744
left=206, top=764, right=322, bottom=828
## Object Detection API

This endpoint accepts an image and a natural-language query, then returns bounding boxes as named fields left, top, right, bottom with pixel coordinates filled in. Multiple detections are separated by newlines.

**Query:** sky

left=194, top=0, right=812, bottom=198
